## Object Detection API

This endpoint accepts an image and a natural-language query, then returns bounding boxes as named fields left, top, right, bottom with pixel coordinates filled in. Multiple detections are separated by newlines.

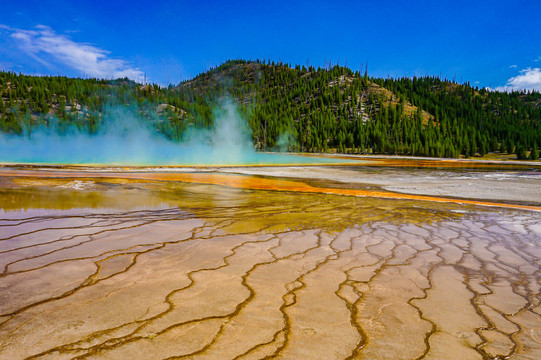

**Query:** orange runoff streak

left=2, top=169, right=541, bottom=212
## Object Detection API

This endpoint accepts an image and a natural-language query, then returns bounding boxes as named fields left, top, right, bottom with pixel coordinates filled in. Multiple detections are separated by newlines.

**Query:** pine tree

left=516, top=144, right=527, bottom=160
left=530, top=143, right=539, bottom=160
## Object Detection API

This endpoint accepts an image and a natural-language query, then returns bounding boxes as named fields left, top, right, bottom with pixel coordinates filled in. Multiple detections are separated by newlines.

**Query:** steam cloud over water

left=0, top=100, right=334, bottom=166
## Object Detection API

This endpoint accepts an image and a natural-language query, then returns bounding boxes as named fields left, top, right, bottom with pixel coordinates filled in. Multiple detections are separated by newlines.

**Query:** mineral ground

left=0, top=159, right=540, bottom=359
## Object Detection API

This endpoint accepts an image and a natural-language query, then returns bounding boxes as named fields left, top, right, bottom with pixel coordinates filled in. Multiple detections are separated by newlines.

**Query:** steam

left=274, top=131, right=297, bottom=152
left=0, top=100, right=335, bottom=166
left=182, top=101, right=253, bottom=164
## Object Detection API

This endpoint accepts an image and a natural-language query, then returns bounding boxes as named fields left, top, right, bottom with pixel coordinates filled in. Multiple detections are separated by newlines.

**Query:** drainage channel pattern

left=0, top=180, right=540, bottom=360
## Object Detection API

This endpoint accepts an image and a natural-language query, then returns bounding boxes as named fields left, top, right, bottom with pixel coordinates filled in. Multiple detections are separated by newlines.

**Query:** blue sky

left=0, top=0, right=540, bottom=90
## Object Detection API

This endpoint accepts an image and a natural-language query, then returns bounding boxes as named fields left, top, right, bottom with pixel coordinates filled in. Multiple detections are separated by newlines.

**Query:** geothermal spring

left=0, top=158, right=540, bottom=360
left=1, top=107, right=541, bottom=359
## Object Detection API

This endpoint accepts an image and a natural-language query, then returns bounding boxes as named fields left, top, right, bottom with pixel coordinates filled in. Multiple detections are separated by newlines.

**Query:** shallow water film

left=1, top=163, right=541, bottom=359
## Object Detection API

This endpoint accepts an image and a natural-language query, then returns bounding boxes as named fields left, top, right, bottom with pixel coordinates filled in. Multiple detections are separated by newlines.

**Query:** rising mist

left=0, top=99, right=335, bottom=166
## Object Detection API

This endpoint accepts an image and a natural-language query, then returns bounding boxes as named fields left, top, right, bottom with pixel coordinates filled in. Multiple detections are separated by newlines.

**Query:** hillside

left=1, top=59, right=540, bottom=159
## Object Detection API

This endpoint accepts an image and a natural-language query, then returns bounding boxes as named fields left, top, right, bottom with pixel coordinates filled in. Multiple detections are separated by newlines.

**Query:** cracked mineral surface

left=0, top=161, right=540, bottom=359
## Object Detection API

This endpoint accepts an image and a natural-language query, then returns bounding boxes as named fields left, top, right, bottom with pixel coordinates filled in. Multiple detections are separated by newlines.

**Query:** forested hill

left=1, top=59, right=540, bottom=159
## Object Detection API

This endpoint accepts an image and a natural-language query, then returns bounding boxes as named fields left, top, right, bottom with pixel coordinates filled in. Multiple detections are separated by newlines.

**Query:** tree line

left=1, top=60, right=540, bottom=160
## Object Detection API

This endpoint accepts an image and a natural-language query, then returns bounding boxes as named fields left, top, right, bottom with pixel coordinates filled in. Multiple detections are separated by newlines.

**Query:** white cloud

left=6, top=25, right=143, bottom=81
left=494, top=67, right=541, bottom=92
left=509, top=64, right=517, bottom=68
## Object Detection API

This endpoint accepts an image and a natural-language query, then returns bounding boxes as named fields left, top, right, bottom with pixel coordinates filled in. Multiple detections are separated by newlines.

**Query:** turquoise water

left=0, top=133, right=349, bottom=166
